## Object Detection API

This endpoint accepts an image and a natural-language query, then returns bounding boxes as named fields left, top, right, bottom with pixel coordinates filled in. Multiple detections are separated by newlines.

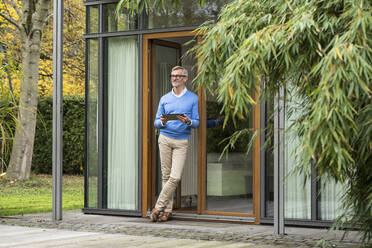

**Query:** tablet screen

left=162, top=114, right=184, bottom=120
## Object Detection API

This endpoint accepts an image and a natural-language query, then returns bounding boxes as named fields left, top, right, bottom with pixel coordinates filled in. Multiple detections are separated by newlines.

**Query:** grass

left=0, top=174, right=84, bottom=217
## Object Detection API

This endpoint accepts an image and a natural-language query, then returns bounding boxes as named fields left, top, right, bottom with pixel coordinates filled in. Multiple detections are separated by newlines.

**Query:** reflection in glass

left=206, top=95, right=253, bottom=213
left=103, top=4, right=138, bottom=32
left=87, top=6, right=99, bottom=34
left=105, top=37, right=139, bottom=210
left=145, top=0, right=229, bottom=29
left=87, top=39, right=99, bottom=208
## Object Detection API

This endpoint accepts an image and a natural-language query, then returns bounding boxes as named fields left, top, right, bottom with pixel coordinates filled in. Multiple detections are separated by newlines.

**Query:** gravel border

left=0, top=211, right=363, bottom=248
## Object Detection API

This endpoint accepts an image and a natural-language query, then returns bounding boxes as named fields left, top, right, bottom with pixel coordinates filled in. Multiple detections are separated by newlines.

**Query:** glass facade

left=87, top=39, right=99, bottom=208
left=85, top=1, right=344, bottom=225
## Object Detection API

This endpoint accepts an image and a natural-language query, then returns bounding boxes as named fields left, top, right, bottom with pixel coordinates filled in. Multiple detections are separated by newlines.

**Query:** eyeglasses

left=170, top=75, right=187, bottom=79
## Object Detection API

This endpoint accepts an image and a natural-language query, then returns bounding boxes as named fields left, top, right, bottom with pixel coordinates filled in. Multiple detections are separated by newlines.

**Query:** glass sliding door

left=86, top=39, right=99, bottom=208
left=105, top=36, right=139, bottom=210
left=205, top=93, right=254, bottom=214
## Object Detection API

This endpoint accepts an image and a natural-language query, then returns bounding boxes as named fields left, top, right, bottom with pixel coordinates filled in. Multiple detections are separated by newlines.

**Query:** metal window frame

left=259, top=98, right=266, bottom=221
left=85, top=0, right=117, bottom=6
left=137, top=34, right=143, bottom=214
left=102, top=37, right=108, bottom=209
left=273, top=88, right=285, bottom=234
left=84, top=26, right=198, bottom=39
left=83, top=38, right=89, bottom=209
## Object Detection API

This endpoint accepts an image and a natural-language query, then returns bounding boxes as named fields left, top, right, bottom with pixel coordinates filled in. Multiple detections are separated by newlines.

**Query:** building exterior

left=83, top=0, right=343, bottom=227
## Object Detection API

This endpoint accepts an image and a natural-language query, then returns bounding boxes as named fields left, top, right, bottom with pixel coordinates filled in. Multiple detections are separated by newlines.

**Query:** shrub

left=32, top=95, right=85, bottom=174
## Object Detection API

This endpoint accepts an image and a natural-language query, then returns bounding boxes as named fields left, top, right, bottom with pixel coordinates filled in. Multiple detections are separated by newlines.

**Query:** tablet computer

left=162, top=114, right=185, bottom=120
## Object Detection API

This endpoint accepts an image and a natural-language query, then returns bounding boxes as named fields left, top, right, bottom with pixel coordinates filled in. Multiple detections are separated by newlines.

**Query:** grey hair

left=171, top=66, right=188, bottom=77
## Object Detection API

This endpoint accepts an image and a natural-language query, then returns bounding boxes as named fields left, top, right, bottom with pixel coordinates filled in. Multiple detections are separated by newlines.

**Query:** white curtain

left=107, top=37, right=138, bottom=210
left=284, top=90, right=311, bottom=219
left=319, top=176, right=343, bottom=220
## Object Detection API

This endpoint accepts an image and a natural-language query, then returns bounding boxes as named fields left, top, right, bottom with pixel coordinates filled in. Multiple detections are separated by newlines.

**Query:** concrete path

left=0, top=225, right=274, bottom=248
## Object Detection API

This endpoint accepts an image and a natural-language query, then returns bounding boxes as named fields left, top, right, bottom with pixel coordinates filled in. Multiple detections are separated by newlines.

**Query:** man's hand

left=177, top=114, right=191, bottom=125
left=160, top=115, right=168, bottom=125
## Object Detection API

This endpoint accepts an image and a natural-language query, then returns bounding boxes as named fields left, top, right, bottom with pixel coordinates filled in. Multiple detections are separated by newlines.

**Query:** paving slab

left=0, top=225, right=275, bottom=248
left=0, top=210, right=364, bottom=247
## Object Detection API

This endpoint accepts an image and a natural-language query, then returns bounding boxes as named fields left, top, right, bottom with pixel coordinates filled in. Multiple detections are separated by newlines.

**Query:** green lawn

left=0, top=174, right=84, bottom=217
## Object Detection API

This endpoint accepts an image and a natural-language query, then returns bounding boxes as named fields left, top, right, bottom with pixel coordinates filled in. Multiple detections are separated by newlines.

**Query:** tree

left=0, top=0, right=52, bottom=179
left=0, top=0, right=85, bottom=179
left=120, top=0, right=371, bottom=243
left=0, top=1, right=85, bottom=97
left=36, top=0, right=85, bottom=96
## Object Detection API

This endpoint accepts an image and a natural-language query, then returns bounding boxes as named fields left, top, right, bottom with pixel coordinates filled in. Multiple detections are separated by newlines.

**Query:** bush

left=32, top=95, right=85, bottom=174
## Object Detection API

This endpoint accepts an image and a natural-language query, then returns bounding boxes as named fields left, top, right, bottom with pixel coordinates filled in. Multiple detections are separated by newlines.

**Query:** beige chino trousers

left=155, top=134, right=189, bottom=213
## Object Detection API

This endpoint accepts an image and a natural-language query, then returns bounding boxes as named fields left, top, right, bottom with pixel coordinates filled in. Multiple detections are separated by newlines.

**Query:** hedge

left=32, top=95, right=85, bottom=174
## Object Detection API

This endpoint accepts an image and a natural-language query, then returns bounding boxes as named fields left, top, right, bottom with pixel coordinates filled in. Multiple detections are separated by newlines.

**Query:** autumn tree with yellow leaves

left=0, top=0, right=85, bottom=179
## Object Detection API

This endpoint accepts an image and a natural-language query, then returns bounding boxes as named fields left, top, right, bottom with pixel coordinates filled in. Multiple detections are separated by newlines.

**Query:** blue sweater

left=154, top=90, right=199, bottom=140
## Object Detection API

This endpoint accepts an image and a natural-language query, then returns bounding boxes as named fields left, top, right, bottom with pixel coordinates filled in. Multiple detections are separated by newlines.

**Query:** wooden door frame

left=142, top=31, right=260, bottom=224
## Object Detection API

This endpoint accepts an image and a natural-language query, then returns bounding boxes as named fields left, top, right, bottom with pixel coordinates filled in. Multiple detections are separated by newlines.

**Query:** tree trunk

left=7, top=32, right=41, bottom=179
left=7, top=0, right=51, bottom=179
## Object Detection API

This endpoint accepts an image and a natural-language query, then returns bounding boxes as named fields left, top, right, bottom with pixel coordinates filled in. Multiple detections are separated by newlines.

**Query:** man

left=151, top=66, right=199, bottom=222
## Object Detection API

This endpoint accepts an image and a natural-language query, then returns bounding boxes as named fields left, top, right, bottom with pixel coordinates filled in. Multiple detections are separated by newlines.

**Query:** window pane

left=87, top=39, right=99, bottom=208
left=206, top=95, right=254, bottom=213
left=87, top=6, right=99, bottom=34
left=318, top=176, right=343, bottom=220
left=103, top=4, right=138, bottom=32
left=105, top=36, right=138, bottom=210
left=264, top=101, right=274, bottom=218
left=284, top=90, right=311, bottom=219
left=145, top=0, right=229, bottom=29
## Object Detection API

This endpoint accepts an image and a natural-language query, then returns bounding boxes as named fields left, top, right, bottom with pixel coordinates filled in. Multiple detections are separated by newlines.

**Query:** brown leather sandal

left=149, top=208, right=160, bottom=222
left=159, top=212, right=173, bottom=222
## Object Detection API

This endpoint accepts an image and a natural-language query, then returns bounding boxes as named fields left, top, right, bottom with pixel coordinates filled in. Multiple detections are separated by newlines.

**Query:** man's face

left=170, top=69, right=188, bottom=88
